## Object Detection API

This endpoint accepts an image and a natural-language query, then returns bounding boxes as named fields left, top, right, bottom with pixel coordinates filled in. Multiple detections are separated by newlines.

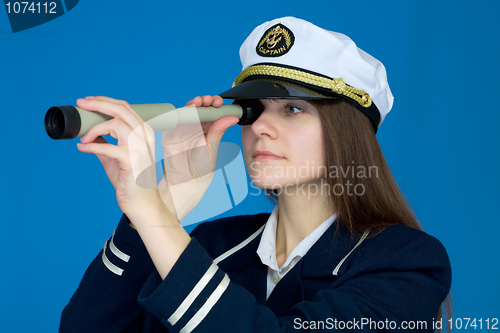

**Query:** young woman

left=60, top=17, right=451, bottom=332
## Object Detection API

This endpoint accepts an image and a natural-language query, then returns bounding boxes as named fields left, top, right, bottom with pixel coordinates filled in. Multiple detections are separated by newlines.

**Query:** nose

left=249, top=104, right=279, bottom=139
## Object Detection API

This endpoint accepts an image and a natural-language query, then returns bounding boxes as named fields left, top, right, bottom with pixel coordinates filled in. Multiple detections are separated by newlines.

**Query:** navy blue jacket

left=60, top=213, right=451, bottom=332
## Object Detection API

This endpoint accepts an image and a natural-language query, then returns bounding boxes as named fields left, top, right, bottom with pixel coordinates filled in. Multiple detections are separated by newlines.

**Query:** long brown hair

left=266, top=99, right=452, bottom=331
left=312, top=99, right=421, bottom=234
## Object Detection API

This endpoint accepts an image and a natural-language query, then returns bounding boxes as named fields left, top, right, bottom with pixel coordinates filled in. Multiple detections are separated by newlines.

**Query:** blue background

left=1, top=0, right=499, bottom=331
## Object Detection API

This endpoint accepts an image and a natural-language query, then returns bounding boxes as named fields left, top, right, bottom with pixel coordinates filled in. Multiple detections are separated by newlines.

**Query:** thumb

left=205, top=116, right=239, bottom=146
left=205, top=116, right=239, bottom=162
left=88, top=136, right=113, bottom=166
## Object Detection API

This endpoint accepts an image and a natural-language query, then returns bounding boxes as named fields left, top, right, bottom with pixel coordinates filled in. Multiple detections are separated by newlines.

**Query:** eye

left=285, top=105, right=304, bottom=115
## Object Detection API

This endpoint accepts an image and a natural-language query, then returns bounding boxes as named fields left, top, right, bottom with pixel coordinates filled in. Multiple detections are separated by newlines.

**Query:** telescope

left=44, top=100, right=264, bottom=140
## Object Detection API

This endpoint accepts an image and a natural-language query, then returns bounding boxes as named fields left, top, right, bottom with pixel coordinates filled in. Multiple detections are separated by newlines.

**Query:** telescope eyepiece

left=233, top=99, right=264, bottom=126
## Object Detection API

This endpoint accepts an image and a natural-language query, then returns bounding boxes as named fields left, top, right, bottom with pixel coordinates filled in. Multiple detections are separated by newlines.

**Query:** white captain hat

left=219, top=17, right=394, bottom=133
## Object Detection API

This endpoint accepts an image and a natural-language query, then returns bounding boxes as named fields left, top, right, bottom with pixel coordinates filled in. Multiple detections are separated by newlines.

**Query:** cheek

left=241, top=126, right=252, bottom=156
left=285, top=127, right=326, bottom=181
left=241, top=122, right=326, bottom=186
left=288, top=127, right=325, bottom=163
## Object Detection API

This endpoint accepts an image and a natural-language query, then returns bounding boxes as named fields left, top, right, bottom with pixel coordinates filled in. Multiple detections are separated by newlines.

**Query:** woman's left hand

left=76, top=96, right=164, bottom=221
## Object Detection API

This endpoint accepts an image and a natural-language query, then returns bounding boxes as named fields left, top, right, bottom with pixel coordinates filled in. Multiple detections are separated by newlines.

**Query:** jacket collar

left=216, top=217, right=368, bottom=278
left=214, top=215, right=370, bottom=312
left=256, top=205, right=337, bottom=272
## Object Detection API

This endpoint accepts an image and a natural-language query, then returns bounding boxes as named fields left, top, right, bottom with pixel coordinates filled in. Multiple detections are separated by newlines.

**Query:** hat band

left=233, top=64, right=372, bottom=108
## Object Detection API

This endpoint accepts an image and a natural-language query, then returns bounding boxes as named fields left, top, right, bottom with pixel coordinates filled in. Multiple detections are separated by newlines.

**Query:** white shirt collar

left=256, top=205, right=336, bottom=272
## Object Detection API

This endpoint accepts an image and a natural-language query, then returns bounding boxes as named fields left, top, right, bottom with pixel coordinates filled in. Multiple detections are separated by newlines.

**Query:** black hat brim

left=219, top=77, right=380, bottom=133
left=219, top=78, right=341, bottom=100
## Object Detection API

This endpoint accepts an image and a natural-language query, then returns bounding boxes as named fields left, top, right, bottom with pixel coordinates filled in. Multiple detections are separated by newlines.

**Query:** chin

left=248, top=177, right=281, bottom=189
left=249, top=177, right=314, bottom=190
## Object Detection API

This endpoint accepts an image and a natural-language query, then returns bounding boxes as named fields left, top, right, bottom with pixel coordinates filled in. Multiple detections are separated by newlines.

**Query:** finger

left=87, top=96, right=150, bottom=126
left=81, top=117, right=155, bottom=165
left=85, top=96, right=127, bottom=105
left=81, top=136, right=156, bottom=179
left=77, top=141, right=129, bottom=168
left=80, top=117, right=132, bottom=145
left=83, top=96, right=135, bottom=111
left=185, top=96, right=203, bottom=107
left=77, top=98, right=144, bottom=132
left=77, top=140, right=152, bottom=180
left=212, top=95, right=224, bottom=107
left=94, top=98, right=156, bottom=151
left=201, top=95, right=215, bottom=107
left=82, top=136, right=117, bottom=168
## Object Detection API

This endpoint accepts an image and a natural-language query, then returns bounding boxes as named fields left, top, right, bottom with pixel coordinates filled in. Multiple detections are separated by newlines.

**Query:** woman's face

left=241, top=99, right=326, bottom=191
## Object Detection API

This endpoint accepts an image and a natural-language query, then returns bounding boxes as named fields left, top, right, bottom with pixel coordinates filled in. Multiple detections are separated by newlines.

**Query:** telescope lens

left=45, top=107, right=64, bottom=139
left=51, top=109, right=64, bottom=138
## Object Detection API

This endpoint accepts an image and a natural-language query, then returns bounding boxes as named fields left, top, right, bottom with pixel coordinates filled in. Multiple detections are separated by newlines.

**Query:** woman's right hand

left=158, top=95, right=239, bottom=222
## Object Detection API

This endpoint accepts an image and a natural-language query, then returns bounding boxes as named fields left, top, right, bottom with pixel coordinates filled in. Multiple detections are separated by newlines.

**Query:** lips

left=252, top=150, right=283, bottom=159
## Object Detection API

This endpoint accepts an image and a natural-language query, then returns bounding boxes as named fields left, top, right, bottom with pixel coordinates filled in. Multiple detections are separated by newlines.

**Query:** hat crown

left=238, top=17, right=393, bottom=126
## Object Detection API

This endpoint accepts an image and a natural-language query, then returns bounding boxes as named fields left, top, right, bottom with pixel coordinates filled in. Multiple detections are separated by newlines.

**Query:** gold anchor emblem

left=266, top=26, right=282, bottom=49
left=256, top=23, right=295, bottom=57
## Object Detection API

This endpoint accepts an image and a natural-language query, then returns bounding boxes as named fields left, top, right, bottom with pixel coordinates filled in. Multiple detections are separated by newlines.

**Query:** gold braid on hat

left=233, top=64, right=372, bottom=108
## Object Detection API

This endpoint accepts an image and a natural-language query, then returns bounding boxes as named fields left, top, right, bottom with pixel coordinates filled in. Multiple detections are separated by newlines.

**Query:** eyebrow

left=260, top=99, right=312, bottom=105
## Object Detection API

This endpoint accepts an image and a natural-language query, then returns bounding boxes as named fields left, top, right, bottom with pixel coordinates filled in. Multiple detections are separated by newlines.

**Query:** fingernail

left=85, top=96, right=95, bottom=99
